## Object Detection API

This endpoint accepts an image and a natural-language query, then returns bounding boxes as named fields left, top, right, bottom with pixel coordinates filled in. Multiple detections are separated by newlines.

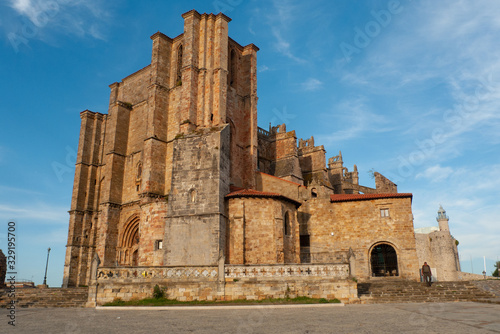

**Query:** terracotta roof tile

left=330, top=193, right=412, bottom=203
left=226, top=188, right=301, bottom=207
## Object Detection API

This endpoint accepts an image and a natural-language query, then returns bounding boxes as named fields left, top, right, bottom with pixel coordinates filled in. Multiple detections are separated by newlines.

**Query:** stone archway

left=370, top=243, right=398, bottom=277
left=118, top=216, right=140, bottom=266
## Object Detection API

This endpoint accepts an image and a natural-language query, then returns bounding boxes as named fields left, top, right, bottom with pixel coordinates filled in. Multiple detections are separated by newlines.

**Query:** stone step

left=358, top=280, right=497, bottom=304
left=0, top=288, right=88, bottom=308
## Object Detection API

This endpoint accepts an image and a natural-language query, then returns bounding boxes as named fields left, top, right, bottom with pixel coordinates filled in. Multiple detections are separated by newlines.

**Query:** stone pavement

left=1, top=302, right=499, bottom=333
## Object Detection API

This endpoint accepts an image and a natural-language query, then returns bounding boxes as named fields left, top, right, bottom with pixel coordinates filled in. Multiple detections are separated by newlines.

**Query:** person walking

left=422, top=262, right=432, bottom=286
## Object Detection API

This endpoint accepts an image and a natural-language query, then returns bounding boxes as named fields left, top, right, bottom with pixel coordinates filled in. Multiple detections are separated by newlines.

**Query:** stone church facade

left=63, top=10, right=439, bottom=303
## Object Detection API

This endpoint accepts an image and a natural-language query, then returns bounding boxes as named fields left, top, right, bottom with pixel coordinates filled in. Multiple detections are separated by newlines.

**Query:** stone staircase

left=0, top=287, right=88, bottom=308
left=358, top=280, right=498, bottom=304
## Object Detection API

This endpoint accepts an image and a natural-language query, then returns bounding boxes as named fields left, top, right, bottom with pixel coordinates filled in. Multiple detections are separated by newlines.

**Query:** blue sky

left=0, top=0, right=499, bottom=286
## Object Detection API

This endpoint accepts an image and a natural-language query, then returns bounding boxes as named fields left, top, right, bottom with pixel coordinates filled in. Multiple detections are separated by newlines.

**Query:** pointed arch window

left=176, top=44, right=183, bottom=86
left=228, top=49, right=236, bottom=87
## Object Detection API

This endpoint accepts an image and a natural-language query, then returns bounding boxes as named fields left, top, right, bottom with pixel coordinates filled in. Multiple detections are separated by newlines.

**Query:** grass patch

left=103, top=296, right=341, bottom=307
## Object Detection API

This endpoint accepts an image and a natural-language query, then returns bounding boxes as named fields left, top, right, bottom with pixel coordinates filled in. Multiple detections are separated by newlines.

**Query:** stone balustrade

left=96, top=263, right=349, bottom=283
left=96, top=266, right=219, bottom=282
left=225, top=264, right=349, bottom=279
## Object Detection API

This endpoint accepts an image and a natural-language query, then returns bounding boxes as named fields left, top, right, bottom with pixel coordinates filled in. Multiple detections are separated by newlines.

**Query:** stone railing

left=257, top=127, right=270, bottom=137
left=96, top=266, right=219, bottom=281
left=96, top=263, right=350, bottom=282
left=225, top=264, right=349, bottom=280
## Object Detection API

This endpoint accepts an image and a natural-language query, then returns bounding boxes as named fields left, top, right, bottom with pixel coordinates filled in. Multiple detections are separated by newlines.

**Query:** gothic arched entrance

left=118, top=216, right=140, bottom=266
left=370, top=243, right=398, bottom=277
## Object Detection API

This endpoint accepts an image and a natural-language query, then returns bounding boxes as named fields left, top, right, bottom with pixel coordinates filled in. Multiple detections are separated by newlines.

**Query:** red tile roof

left=330, top=193, right=412, bottom=203
left=226, top=188, right=301, bottom=207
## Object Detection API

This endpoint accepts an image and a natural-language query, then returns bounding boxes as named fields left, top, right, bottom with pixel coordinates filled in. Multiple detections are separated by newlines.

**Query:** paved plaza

left=1, top=302, right=499, bottom=333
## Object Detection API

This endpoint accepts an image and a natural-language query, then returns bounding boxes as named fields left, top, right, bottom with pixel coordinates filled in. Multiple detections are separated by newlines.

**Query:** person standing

left=422, top=262, right=432, bottom=286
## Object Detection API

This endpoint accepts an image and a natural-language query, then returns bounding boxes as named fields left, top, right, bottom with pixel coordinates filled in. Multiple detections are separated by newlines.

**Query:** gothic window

left=176, top=44, right=183, bottom=86
left=136, top=162, right=142, bottom=193
left=228, top=49, right=236, bottom=87
left=311, top=188, right=318, bottom=198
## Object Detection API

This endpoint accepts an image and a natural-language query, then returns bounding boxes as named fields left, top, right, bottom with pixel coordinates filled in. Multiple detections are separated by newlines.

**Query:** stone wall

left=164, top=126, right=230, bottom=266
left=458, top=272, right=497, bottom=280
left=226, top=197, right=300, bottom=264
left=93, top=263, right=356, bottom=304
left=305, top=195, right=420, bottom=281
left=415, top=231, right=461, bottom=281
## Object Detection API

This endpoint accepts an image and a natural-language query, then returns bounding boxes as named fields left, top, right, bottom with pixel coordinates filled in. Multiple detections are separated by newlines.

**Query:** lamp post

left=43, top=247, right=51, bottom=286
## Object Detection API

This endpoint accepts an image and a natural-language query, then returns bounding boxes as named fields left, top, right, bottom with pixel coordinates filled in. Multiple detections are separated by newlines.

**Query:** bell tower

left=436, top=205, right=449, bottom=232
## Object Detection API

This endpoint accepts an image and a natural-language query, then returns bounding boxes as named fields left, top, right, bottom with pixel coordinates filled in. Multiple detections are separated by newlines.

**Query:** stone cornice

left=106, top=151, right=126, bottom=158
left=150, top=31, right=172, bottom=42
left=121, top=200, right=140, bottom=208
left=144, top=136, right=168, bottom=144
left=99, top=202, right=121, bottom=209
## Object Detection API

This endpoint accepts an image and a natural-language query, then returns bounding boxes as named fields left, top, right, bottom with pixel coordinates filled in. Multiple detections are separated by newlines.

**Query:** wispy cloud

left=411, top=163, right=500, bottom=259
left=415, top=165, right=454, bottom=182
left=270, top=26, right=305, bottom=63
left=316, top=98, right=392, bottom=145
left=0, top=203, right=68, bottom=224
left=6, top=0, right=110, bottom=46
left=263, top=0, right=306, bottom=63
left=258, top=65, right=270, bottom=73
left=301, top=78, right=323, bottom=91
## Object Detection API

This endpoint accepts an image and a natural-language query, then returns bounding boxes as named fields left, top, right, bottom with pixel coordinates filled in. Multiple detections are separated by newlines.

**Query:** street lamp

left=43, top=247, right=51, bottom=286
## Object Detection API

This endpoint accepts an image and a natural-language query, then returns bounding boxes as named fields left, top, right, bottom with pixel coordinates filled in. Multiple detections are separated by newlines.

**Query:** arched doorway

left=118, top=216, right=140, bottom=266
left=370, top=243, right=398, bottom=277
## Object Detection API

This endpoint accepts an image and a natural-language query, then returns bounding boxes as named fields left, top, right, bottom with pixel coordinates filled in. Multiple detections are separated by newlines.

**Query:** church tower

left=63, top=10, right=258, bottom=287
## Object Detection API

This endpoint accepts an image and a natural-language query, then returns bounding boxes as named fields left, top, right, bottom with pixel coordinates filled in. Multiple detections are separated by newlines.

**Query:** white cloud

left=415, top=165, right=454, bottom=182
left=0, top=203, right=68, bottom=224
left=258, top=65, right=270, bottom=73
left=7, top=0, right=110, bottom=42
left=301, top=78, right=322, bottom=91
left=259, top=0, right=306, bottom=63
left=316, top=98, right=393, bottom=145
left=271, top=27, right=305, bottom=63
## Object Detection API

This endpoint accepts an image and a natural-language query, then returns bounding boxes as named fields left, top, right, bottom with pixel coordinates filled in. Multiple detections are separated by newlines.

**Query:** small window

left=137, top=162, right=142, bottom=179
left=311, top=188, right=318, bottom=198
left=189, top=189, right=196, bottom=202
left=284, top=211, right=291, bottom=236
left=300, top=235, right=310, bottom=247
left=155, top=240, right=163, bottom=250
left=380, top=208, right=390, bottom=218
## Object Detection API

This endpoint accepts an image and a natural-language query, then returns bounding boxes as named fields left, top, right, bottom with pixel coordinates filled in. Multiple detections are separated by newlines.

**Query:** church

left=63, top=10, right=460, bottom=303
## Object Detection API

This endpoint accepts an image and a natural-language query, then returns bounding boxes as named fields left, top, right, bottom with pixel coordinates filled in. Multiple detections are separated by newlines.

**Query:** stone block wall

left=254, top=172, right=306, bottom=203
left=227, top=197, right=300, bottom=264
left=93, top=264, right=357, bottom=304
left=305, top=196, right=420, bottom=281
left=164, top=126, right=230, bottom=266
left=415, top=231, right=460, bottom=281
